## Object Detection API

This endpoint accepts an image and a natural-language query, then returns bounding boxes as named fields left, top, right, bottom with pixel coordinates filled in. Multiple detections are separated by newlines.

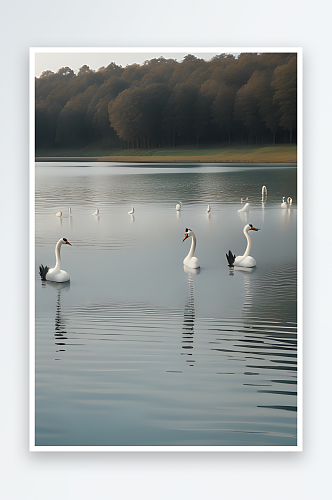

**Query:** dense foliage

left=35, top=53, right=297, bottom=150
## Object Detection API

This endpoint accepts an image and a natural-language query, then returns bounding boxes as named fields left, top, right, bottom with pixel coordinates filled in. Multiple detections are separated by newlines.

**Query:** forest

left=35, top=53, right=297, bottom=151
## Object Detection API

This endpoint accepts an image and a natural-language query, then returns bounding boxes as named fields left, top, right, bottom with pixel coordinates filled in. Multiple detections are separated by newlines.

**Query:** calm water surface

left=35, top=163, right=297, bottom=447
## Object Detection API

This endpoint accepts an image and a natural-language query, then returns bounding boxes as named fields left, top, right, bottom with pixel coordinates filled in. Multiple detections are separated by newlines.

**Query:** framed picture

left=30, top=47, right=302, bottom=451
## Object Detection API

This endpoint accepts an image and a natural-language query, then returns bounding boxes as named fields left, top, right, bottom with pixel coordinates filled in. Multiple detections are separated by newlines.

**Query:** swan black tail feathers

left=39, top=265, right=49, bottom=281
left=226, top=251, right=236, bottom=267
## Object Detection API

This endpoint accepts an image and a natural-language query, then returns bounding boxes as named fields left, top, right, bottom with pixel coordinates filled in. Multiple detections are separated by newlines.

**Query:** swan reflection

left=183, top=264, right=200, bottom=275
left=241, top=269, right=254, bottom=315
left=43, top=281, right=70, bottom=358
left=262, top=193, right=267, bottom=223
left=281, top=204, right=292, bottom=227
left=130, top=214, right=135, bottom=222
left=239, top=211, right=249, bottom=223
left=182, top=273, right=196, bottom=367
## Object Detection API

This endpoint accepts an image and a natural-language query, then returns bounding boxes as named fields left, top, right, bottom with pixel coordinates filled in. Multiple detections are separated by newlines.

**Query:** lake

left=34, top=163, right=298, bottom=448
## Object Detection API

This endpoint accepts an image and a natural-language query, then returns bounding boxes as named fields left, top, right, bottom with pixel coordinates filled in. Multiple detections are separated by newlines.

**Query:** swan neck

left=188, top=234, right=196, bottom=259
left=243, top=228, right=251, bottom=259
left=55, top=241, right=62, bottom=270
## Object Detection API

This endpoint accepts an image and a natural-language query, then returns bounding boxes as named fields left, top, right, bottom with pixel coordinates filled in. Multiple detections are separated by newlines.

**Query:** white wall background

left=0, top=1, right=328, bottom=498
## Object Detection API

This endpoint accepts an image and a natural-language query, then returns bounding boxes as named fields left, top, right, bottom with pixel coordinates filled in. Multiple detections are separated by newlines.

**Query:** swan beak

left=66, top=241, right=72, bottom=245
left=183, top=234, right=188, bottom=242
left=251, top=227, right=260, bottom=231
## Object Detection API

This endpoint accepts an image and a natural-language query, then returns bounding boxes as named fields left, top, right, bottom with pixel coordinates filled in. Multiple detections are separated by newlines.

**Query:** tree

left=139, top=63, right=176, bottom=88
left=162, top=83, right=199, bottom=146
left=55, top=85, right=98, bottom=146
left=109, top=84, right=170, bottom=148
left=40, top=70, right=54, bottom=78
left=192, top=79, right=220, bottom=145
left=78, top=64, right=92, bottom=76
left=212, top=53, right=235, bottom=60
left=97, top=62, right=124, bottom=81
left=86, top=76, right=130, bottom=140
left=251, top=70, right=280, bottom=144
left=211, top=84, right=237, bottom=144
left=272, top=56, right=297, bottom=143
left=57, top=66, right=74, bottom=77
left=234, top=78, right=264, bottom=145
left=120, top=63, right=149, bottom=83
left=183, top=54, right=204, bottom=62
left=143, top=56, right=177, bottom=66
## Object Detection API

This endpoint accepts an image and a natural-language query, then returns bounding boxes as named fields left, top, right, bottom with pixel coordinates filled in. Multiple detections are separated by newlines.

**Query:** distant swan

left=176, top=202, right=182, bottom=211
left=262, top=186, right=267, bottom=195
left=241, top=197, right=249, bottom=203
left=226, top=224, right=260, bottom=268
left=39, top=237, right=72, bottom=283
left=128, top=207, right=134, bottom=214
left=183, top=228, right=200, bottom=269
left=238, top=202, right=250, bottom=213
left=56, top=211, right=62, bottom=217
left=93, top=208, right=99, bottom=215
left=287, top=197, right=293, bottom=205
left=281, top=197, right=287, bottom=208
left=207, top=205, right=211, bottom=213
left=68, top=207, right=71, bottom=215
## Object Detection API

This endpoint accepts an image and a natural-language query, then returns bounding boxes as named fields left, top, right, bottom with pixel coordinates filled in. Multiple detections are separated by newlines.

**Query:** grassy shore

left=36, top=144, right=297, bottom=164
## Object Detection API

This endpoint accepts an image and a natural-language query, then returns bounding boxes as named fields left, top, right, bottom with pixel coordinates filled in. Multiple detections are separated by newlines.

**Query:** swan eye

left=249, top=224, right=253, bottom=228
left=63, top=238, right=67, bottom=242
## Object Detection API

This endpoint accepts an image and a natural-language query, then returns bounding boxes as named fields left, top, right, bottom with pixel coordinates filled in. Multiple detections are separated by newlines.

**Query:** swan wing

left=39, top=265, right=49, bottom=281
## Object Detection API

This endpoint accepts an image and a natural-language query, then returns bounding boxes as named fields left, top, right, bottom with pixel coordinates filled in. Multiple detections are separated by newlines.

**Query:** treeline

left=35, top=53, right=297, bottom=150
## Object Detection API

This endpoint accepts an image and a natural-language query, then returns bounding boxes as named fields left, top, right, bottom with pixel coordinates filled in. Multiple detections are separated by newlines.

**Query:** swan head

left=60, top=237, right=72, bottom=246
left=244, top=224, right=260, bottom=233
left=183, top=228, right=194, bottom=241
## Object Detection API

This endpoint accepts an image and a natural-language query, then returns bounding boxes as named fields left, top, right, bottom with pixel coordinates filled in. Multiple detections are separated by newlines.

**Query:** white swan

left=183, top=228, right=200, bottom=269
left=68, top=207, right=71, bottom=215
left=262, top=186, right=267, bottom=195
left=287, top=197, right=293, bottom=206
left=39, top=237, right=72, bottom=282
left=226, top=224, right=260, bottom=268
left=93, top=208, right=99, bottom=215
left=176, top=202, right=182, bottom=211
left=281, top=197, right=287, bottom=208
left=238, top=202, right=250, bottom=213
left=128, top=207, right=134, bottom=214
left=207, top=205, right=211, bottom=213
left=241, top=197, right=249, bottom=203
left=56, top=211, right=62, bottom=217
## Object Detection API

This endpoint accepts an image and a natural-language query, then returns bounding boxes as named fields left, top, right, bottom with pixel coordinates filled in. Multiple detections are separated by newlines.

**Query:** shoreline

left=35, top=156, right=296, bottom=164
left=35, top=145, right=297, bottom=164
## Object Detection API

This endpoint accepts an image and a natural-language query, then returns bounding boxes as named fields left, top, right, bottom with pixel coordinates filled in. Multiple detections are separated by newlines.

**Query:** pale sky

left=34, top=49, right=241, bottom=77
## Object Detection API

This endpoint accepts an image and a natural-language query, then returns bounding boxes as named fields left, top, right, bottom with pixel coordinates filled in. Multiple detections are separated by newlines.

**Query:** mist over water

left=35, top=164, right=297, bottom=447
